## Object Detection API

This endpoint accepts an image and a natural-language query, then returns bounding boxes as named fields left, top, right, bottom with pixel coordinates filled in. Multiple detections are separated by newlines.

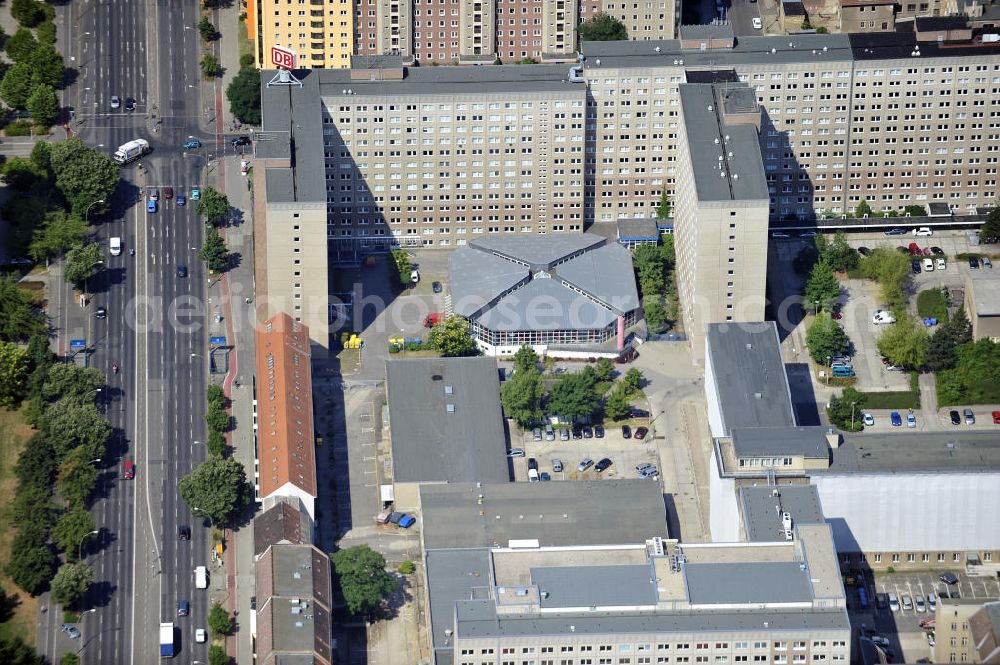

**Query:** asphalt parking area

left=873, top=570, right=1000, bottom=628
left=510, top=425, right=660, bottom=482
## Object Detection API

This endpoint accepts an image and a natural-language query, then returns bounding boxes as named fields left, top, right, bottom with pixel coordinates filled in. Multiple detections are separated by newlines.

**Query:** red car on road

left=123, top=459, right=135, bottom=480
left=993, top=411, right=1000, bottom=425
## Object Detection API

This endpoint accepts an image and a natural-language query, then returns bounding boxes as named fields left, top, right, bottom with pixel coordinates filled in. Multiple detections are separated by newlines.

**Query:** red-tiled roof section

left=256, top=313, right=317, bottom=499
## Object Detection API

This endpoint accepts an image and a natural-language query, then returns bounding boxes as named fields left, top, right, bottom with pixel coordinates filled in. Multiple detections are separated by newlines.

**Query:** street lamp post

left=78, top=529, right=99, bottom=560
left=84, top=199, right=106, bottom=220
left=850, top=401, right=858, bottom=431
left=814, top=299, right=820, bottom=316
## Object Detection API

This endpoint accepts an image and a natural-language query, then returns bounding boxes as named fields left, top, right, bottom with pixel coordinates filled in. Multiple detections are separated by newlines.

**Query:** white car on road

left=752, top=17, right=763, bottom=29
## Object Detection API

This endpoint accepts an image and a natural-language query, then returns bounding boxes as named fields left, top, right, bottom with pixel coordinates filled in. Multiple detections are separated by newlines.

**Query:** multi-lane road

left=37, top=1, right=233, bottom=663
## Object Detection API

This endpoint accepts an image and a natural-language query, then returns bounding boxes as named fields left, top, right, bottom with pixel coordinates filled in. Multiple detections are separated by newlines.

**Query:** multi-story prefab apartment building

left=258, top=23, right=1000, bottom=351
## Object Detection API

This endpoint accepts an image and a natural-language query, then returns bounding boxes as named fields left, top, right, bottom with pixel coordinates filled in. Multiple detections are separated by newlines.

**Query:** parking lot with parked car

left=510, top=422, right=660, bottom=482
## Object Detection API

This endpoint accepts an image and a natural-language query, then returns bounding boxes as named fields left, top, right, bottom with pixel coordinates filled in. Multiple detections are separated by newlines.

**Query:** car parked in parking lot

left=873, top=309, right=896, bottom=325
left=939, top=571, right=959, bottom=585
left=950, top=410, right=962, bottom=425
left=970, top=256, right=981, bottom=269
left=902, top=594, right=914, bottom=610
left=507, top=448, right=525, bottom=458
left=890, top=412, right=902, bottom=427
left=907, top=413, right=917, bottom=428
left=552, top=459, right=563, bottom=473
left=432, top=281, right=442, bottom=293
left=922, top=257, right=934, bottom=272
left=621, top=425, right=631, bottom=439
left=915, top=594, right=926, bottom=612
left=964, top=408, right=975, bottom=424
left=936, top=257, right=946, bottom=270
left=863, top=413, right=875, bottom=427
left=533, top=427, right=542, bottom=441
left=578, top=458, right=594, bottom=472
left=912, top=259, right=921, bottom=274
left=984, top=257, right=993, bottom=269
left=594, top=425, right=604, bottom=438
left=560, top=427, right=569, bottom=441
left=930, top=246, right=944, bottom=255
left=633, top=426, right=648, bottom=440
left=582, top=426, right=593, bottom=439
left=594, top=458, right=613, bottom=473
left=888, top=593, right=900, bottom=611
left=858, top=246, right=871, bottom=256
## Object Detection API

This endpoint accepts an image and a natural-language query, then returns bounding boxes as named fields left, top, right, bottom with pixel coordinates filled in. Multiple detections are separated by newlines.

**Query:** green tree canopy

left=26, top=84, right=58, bottom=126
left=28, top=44, right=65, bottom=88
left=805, top=312, right=849, bottom=365
left=56, top=452, right=100, bottom=508
left=593, top=358, right=615, bottom=383
left=200, top=53, right=222, bottom=78
left=11, top=483, right=56, bottom=529
left=50, top=562, right=94, bottom=609
left=208, top=645, right=228, bottom=665
left=0, top=61, right=34, bottom=108
left=50, top=139, right=119, bottom=217
left=60, top=653, right=80, bottom=665
left=198, top=226, right=230, bottom=272
left=428, top=315, right=479, bottom=357
left=578, top=13, right=627, bottom=41
left=656, top=192, right=671, bottom=219
left=547, top=371, right=600, bottom=421
left=30, top=141, right=53, bottom=173
left=500, top=367, right=543, bottom=428
left=6, top=541, right=56, bottom=596
left=195, top=187, right=230, bottom=226
left=205, top=401, right=230, bottom=433
left=42, top=364, right=105, bottom=402
left=226, top=66, right=263, bottom=125
left=819, top=232, right=860, bottom=273
left=0, top=636, right=44, bottom=665
left=206, top=430, right=226, bottom=457
left=0, top=276, right=47, bottom=343
left=980, top=206, right=1000, bottom=241
left=937, top=339, right=1000, bottom=406
left=603, top=388, right=630, bottom=421
left=826, top=387, right=867, bottom=432
left=36, top=20, right=56, bottom=46
left=876, top=318, right=929, bottom=369
left=11, top=0, right=47, bottom=27
left=0, top=342, right=29, bottom=406
left=803, top=259, right=840, bottom=313
left=63, top=242, right=104, bottom=289
left=643, top=301, right=667, bottom=332
left=860, top=247, right=911, bottom=308
left=52, top=506, right=97, bottom=557
left=178, top=457, right=253, bottom=526
left=40, top=398, right=111, bottom=460
left=1, top=156, right=48, bottom=191
left=198, top=16, right=219, bottom=41
left=620, top=368, right=644, bottom=395
left=15, top=432, right=58, bottom=487
left=925, top=326, right=958, bottom=372
left=331, top=545, right=397, bottom=617
left=29, top=210, right=88, bottom=261
left=4, top=27, right=37, bottom=62
left=512, top=345, right=539, bottom=374
left=854, top=200, right=872, bottom=218
left=208, top=602, right=232, bottom=635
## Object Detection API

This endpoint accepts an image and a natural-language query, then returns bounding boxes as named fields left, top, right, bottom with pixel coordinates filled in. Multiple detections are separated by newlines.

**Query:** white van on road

left=194, top=565, right=208, bottom=589
left=110, top=237, right=122, bottom=256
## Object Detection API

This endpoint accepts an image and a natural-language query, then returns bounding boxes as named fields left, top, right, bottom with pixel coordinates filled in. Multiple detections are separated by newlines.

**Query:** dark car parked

left=912, top=259, right=921, bottom=274
left=594, top=458, right=613, bottom=473
left=950, top=410, right=962, bottom=425
left=939, top=571, right=959, bottom=585
left=970, top=257, right=980, bottom=269
left=593, top=425, right=604, bottom=438
left=621, top=425, right=632, bottom=439
left=633, top=426, right=648, bottom=440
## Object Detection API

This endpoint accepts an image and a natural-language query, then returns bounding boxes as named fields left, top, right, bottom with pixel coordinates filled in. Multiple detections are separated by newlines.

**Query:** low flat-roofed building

left=704, top=322, right=796, bottom=439
left=448, top=235, right=642, bottom=358
left=729, top=426, right=833, bottom=472
left=419, top=480, right=667, bottom=550
left=739, top=484, right=825, bottom=543
left=427, top=528, right=849, bottom=665
left=255, top=543, right=333, bottom=665
left=839, top=0, right=895, bottom=32
left=965, top=272, right=1000, bottom=341
left=616, top=218, right=661, bottom=250
left=385, top=357, right=510, bottom=510
left=712, top=430, right=1000, bottom=569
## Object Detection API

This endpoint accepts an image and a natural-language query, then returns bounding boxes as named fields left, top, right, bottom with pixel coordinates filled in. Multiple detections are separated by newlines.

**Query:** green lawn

left=0, top=407, right=39, bottom=645
left=857, top=372, right=921, bottom=410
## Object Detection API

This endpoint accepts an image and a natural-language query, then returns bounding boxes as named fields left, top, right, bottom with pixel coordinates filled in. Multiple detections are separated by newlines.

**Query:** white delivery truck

left=113, top=138, right=150, bottom=165
left=194, top=565, right=208, bottom=589
left=110, top=237, right=122, bottom=256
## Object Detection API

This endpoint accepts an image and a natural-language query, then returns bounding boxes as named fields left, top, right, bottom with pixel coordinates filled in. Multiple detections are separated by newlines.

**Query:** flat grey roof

left=679, top=23, right=735, bottom=40
left=471, top=235, right=606, bottom=271
left=532, top=565, right=657, bottom=608
left=298, top=63, right=583, bottom=98
left=685, top=562, right=813, bottom=605
left=819, top=431, right=1000, bottom=474
left=617, top=218, right=660, bottom=241
left=263, top=169, right=296, bottom=204
left=386, top=358, right=510, bottom=484
left=259, top=71, right=327, bottom=203
left=968, top=272, right=1000, bottom=316
left=557, top=243, right=642, bottom=314
left=706, top=322, right=796, bottom=435
left=740, top=485, right=826, bottom=542
left=420, top=480, right=668, bottom=550
left=455, top=603, right=850, bottom=638
left=580, top=34, right=853, bottom=69
left=426, top=549, right=492, bottom=665
left=679, top=84, right=768, bottom=203
left=478, top=278, right=618, bottom=331
left=450, top=235, right=640, bottom=332
left=265, top=544, right=332, bottom=659
left=731, top=426, right=831, bottom=459
left=449, top=247, right=529, bottom=318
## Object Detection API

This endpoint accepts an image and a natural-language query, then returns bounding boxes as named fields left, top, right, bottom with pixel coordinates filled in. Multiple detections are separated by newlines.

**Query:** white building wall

left=703, top=342, right=725, bottom=439
left=709, top=445, right=740, bottom=542
left=812, top=473, right=1000, bottom=553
